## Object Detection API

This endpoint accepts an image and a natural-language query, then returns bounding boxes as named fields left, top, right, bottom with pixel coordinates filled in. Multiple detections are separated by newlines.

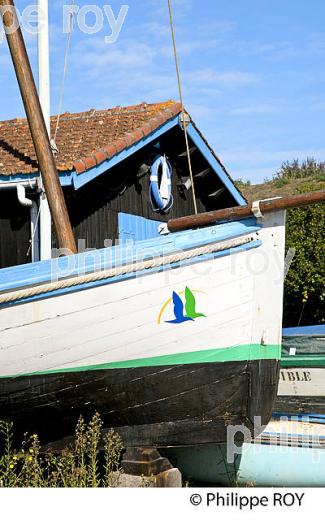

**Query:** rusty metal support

left=168, top=191, right=325, bottom=232
left=0, top=0, right=77, bottom=254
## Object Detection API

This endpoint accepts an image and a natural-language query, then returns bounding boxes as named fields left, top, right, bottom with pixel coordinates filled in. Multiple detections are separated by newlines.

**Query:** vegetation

left=239, top=158, right=325, bottom=327
left=284, top=199, right=324, bottom=326
left=283, top=175, right=325, bottom=326
left=0, top=413, right=125, bottom=488
left=274, top=157, right=325, bottom=181
left=234, top=178, right=251, bottom=188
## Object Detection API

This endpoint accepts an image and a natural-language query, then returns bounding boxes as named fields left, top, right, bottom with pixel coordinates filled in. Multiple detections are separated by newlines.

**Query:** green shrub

left=235, top=178, right=251, bottom=188
left=275, top=157, right=325, bottom=180
left=0, top=413, right=124, bottom=488
left=284, top=191, right=325, bottom=327
left=274, top=178, right=289, bottom=188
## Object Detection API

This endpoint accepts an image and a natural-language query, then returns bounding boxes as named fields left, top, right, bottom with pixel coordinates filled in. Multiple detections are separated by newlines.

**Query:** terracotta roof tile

left=114, top=138, right=128, bottom=153
left=74, top=160, right=87, bottom=174
left=94, top=150, right=108, bottom=164
left=0, top=100, right=182, bottom=176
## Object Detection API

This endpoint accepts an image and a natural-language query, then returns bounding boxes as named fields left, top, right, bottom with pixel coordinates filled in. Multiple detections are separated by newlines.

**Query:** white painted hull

left=0, top=212, right=286, bottom=378
left=0, top=212, right=286, bottom=445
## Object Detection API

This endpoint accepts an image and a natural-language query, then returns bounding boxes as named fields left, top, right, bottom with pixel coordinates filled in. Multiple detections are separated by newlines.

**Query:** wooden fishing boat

left=0, top=209, right=285, bottom=445
left=275, top=325, right=325, bottom=416
left=1, top=193, right=324, bottom=446
left=1, top=0, right=324, bottom=450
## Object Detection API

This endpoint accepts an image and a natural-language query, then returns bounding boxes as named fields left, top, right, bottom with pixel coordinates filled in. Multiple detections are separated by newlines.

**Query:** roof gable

left=0, top=100, right=246, bottom=205
left=0, top=101, right=181, bottom=176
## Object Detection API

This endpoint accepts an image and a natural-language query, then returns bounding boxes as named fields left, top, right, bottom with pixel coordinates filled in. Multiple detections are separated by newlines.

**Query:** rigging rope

left=167, top=0, right=198, bottom=215
left=53, top=0, right=75, bottom=142
left=0, top=236, right=254, bottom=305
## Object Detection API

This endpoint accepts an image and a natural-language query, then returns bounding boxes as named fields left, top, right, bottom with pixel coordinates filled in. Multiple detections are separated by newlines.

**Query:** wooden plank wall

left=63, top=126, right=238, bottom=250
left=0, top=190, right=31, bottom=268
left=64, top=161, right=203, bottom=250
left=0, top=126, right=239, bottom=263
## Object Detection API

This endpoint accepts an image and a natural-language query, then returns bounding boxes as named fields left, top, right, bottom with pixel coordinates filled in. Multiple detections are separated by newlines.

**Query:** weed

left=0, top=413, right=124, bottom=488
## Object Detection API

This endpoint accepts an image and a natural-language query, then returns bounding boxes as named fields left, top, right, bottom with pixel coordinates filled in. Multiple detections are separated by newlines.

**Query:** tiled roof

left=0, top=100, right=181, bottom=176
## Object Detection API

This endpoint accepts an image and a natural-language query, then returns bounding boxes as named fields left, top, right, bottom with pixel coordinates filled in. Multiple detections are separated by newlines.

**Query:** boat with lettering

left=275, top=325, right=325, bottom=417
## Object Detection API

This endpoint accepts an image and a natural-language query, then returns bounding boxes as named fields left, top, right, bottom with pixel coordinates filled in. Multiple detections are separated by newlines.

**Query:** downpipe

left=16, top=184, right=40, bottom=262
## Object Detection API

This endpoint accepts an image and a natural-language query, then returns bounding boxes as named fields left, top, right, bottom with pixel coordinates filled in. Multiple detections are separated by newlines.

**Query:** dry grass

left=238, top=178, right=325, bottom=202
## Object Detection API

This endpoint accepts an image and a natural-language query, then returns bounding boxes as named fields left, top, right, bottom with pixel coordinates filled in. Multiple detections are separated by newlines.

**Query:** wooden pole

left=37, top=0, right=53, bottom=261
left=168, top=190, right=325, bottom=232
left=0, top=0, right=77, bottom=254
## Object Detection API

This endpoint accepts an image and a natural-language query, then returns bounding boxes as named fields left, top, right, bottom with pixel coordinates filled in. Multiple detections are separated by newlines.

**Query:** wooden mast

left=0, top=0, right=77, bottom=254
left=168, top=190, right=325, bottom=232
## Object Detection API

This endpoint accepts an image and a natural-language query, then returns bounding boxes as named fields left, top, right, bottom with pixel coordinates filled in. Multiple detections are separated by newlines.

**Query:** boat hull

left=0, top=359, right=279, bottom=446
left=165, top=419, right=325, bottom=486
left=0, top=213, right=286, bottom=446
left=275, top=366, right=325, bottom=415
left=275, top=328, right=325, bottom=416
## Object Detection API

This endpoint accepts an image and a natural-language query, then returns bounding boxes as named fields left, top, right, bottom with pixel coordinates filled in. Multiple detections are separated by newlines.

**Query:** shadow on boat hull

left=0, top=359, right=279, bottom=447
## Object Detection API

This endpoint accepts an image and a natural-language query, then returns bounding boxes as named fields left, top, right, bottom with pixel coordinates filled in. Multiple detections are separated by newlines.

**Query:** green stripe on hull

left=281, top=355, right=325, bottom=368
left=3, top=344, right=280, bottom=379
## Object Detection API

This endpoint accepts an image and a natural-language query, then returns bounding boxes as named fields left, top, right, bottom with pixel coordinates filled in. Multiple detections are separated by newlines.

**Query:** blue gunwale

left=283, top=325, right=325, bottom=337
left=0, top=239, right=261, bottom=308
left=0, top=218, right=261, bottom=295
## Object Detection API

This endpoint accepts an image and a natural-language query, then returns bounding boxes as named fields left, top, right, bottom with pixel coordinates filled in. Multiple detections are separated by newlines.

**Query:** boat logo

left=158, top=287, right=206, bottom=324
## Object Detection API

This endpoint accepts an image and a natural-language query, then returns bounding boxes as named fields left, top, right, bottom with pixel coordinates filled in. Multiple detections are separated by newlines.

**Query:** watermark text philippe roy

left=0, top=4, right=129, bottom=43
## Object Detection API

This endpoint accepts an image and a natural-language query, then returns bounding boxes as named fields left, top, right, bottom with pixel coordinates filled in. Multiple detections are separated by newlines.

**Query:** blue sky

left=1, top=0, right=325, bottom=183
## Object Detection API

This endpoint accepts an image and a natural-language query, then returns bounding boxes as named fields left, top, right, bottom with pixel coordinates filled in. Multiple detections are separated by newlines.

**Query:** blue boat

left=165, top=417, right=325, bottom=486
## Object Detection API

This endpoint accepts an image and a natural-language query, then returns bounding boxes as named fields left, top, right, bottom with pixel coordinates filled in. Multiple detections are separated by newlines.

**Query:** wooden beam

left=178, top=146, right=196, bottom=158
left=168, top=190, right=325, bottom=232
left=0, top=0, right=77, bottom=254
left=208, top=187, right=225, bottom=199
left=194, top=167, right=210, bottom=178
